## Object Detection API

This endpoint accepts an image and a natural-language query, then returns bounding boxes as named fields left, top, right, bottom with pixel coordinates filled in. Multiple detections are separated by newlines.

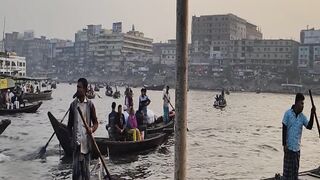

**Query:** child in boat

left=127, top=107, right=141, bottom=141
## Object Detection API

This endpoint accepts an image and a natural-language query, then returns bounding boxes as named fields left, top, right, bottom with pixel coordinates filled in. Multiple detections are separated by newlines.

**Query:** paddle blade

left=38, top=146, right=47, bottom=158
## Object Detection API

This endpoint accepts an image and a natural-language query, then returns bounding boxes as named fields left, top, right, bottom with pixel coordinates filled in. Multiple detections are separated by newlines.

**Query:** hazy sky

left=1, top=0, right=319, bottom=42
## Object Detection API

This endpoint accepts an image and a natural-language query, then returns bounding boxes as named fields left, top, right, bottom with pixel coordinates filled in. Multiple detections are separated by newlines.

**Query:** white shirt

left=77, top=98, right=89, bottom=154
left=163, top=90, right=170, bottom=107
left=123, top=110, right=129, bottom=126
left=8, top=92, right=14, bottom=103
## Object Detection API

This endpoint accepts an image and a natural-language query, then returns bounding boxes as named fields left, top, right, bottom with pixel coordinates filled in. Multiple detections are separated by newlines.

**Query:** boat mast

left=175, top=0, right=188, bottom=179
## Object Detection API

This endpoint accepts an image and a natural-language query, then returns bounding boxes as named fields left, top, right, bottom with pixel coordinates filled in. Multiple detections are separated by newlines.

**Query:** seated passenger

left=107, top=102, right=117, bottom=140
left=114, top=105, right=126, bottom=141
left=135, top=108, right=145, bottom=140
left=127, top=107, right=141, bottom=141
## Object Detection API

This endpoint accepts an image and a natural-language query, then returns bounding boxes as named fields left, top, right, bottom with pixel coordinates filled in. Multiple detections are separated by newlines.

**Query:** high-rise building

left=191, top=13, right=262, bottom=54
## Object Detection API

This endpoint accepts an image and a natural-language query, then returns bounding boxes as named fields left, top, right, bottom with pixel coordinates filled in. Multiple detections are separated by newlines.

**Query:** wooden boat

left=105, top=87, right=113, bottom=97
left=48, top=112, right=73, bottom=156
left=105, top=91, right=113, bottom=97
left=144, top=84, right=165, bottom=91
left=50, top=82, right=57, bottom=89
left=48, top=112, right=166, bottom=158
left=146, top=115, right=174, bottom=134
left=0, top=119, right=11, bottom=135
left=87, top=93, right=95, bottom=99
left=0, top=101, right=42, bottom=115
left=263, top=167, right=320, bottom=179
left=98, top=84, right=104, bottom=88
left=94, top=133, right=166, bottom=156
left=112, top=91, right=120, bottom=99
left=213, top=99, right=227, bottom=108
left=23, top=90, right=52, bottom=102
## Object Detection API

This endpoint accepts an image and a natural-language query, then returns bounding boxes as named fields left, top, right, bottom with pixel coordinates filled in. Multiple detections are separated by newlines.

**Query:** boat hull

left=23, top=90, right=52, bottom=102
left=0, top=101, right=42, bottom=115
left=94, top=133, right=166, bottom=156
left=0, top=119, right=11, bottom=135
left=146, top=116, right=174, bottom=134
left=144, top=85, right=165, bottom=91
left=48, top=112, right=166, bottom=158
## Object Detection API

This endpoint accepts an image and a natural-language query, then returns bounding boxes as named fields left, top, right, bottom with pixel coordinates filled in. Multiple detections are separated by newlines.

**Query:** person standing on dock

left=67, top=78, right=99, bottom=180
left=282, top=93, right=315, bottom=179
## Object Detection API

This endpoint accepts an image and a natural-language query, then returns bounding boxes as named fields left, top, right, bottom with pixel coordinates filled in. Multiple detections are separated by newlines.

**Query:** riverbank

left=55, top=74, right=320, bottom=95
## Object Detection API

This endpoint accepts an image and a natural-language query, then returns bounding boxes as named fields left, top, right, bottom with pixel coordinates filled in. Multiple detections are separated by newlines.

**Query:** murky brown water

left=1, top=83, right=320, bottom=179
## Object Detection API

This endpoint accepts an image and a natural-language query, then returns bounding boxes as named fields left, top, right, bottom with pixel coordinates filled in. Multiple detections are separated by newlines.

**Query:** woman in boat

left=114, top=105, right=126, bottom=141
left=135, top=108, right=146, bottom=140
left=127, top=107, right=141, bottom=141
left=124, top=88, right=133, bottom=109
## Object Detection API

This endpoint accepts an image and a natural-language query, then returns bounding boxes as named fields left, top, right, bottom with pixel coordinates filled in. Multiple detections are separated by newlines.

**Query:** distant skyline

left=1, top=0, right=320, bottom=42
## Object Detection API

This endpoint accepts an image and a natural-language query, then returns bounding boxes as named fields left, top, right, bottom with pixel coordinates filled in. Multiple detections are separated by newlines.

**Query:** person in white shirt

left=8, top=90, right=14, bottom=109
left=67, top=78, right=99, bottom=180
left=123, top=105, right=129, bottom=126
left=162, top=86, right=170, bottom=124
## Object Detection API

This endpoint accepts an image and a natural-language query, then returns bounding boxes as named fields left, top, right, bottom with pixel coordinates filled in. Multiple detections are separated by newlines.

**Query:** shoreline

left=54, top=74, right=320, bottom=95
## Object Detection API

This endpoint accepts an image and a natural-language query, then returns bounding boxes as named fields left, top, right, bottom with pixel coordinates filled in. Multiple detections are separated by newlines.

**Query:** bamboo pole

left=175, top=0, right=188, bottom=179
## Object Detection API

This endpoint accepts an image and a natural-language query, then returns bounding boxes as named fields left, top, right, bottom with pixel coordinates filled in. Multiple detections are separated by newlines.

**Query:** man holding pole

left=67, top=78, right=99, bottom=180
left=163, top=85, right=171, bottom=124
left=282, top=93, right=315, bottom=179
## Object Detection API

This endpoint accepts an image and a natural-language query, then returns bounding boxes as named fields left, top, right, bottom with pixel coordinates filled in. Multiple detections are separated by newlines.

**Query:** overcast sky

left=1, top=0, right=319, bottom=42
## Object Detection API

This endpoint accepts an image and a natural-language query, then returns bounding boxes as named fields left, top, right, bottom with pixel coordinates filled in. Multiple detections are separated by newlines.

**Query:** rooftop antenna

left=2, top=16, right=5, bottom=51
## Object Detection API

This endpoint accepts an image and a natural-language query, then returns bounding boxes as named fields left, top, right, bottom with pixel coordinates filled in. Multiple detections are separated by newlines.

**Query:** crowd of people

left=0, top=83, right=41, bottom=109
left=67, top=78, right=173, bottom=179
left=107, top=87, right=149, bottom=141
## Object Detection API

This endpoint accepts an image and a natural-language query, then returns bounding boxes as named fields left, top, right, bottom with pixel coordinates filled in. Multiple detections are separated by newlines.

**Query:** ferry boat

left=0, top=51, right=26, bottom=77
left=280, top=83, right=304, bottom=94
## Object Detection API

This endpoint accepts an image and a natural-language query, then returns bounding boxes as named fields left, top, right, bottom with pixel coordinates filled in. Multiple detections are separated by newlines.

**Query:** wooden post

left=175, top=0, right=188, bottom=179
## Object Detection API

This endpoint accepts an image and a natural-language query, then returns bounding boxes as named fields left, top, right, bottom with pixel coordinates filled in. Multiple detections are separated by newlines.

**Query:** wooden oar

left=308, top=89, right=320, bottom=137
left=164, top=95, right=189, bottom=131
left=38, top=108, right=70, bottom=157
left=164, top=94, right=175, bottom=111
left=77, top=107, right=111, bottom=180
left=96, top=93, right=102, bottom=99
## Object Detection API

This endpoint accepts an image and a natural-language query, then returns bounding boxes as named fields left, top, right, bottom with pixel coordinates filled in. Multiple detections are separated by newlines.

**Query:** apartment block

left=191, top=13, right=262, bottom=55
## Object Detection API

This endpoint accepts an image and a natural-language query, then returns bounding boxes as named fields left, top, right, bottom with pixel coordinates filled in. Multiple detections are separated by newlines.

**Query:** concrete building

left=298, top=28, right=320, bottom=72
left=153, top=39, right=176, bottom=66
left=4, top=31, right=50, bottom=75
left=300, top=28, right=320, bottom=44
left=191, top=13, right=262, bottom=55
left=298, top=46, right=310, bottom=69
left=227, top=39, right=299, bottom=77
left=95, top=24, right=152, bottom=57
left=0, top=41, right=4, bottom=52
left=0, top=52, right=26, bottom=76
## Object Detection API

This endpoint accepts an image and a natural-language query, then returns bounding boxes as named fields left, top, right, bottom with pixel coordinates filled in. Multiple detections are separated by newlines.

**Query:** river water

left=0, top=83, right=320, bottom=180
